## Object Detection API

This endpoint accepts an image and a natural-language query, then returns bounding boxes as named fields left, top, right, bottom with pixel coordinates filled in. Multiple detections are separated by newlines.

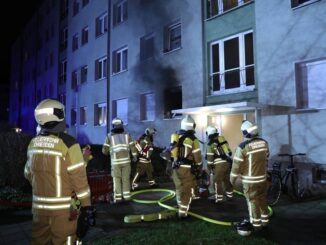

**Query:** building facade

left=9, top=0, right=326, bottom=190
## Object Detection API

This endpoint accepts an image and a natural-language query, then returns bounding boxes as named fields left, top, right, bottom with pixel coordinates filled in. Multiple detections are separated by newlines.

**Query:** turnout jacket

left=230, top=137, right=269, bottom=185
left=170, top=130, right=202, bottom=167
left=102, top=132, right=137, bottom=165
left=24, top=132, right=91, bottom=216
left=135, top=134, right=154, bottom=164
left=206, top=135, right=232, bottom=166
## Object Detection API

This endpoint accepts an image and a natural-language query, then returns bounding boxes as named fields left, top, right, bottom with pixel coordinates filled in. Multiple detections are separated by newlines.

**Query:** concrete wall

left=256, top=0, right=326, bottom=163
left=110, top=0, right=204, bottom=147
left=66, top=0, right=108, bottom=144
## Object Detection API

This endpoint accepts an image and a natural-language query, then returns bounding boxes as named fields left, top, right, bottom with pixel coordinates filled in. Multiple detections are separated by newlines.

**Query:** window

left=140, top=93, right=155, bottom=121
left=291, top=0, right=320, bottom=8
left=60, top=0, right=68, bottom=19
left=95, top=12, right=108, bottom=37
left=164, top=86, right=182, bottom=118
left=164, top=22, right=181, bottom=53
left=206, top=0, right=252, bottom=18
left=71, top=108, right=77, bottom=126
left=140, top=34, right=154, bottom=61
left=82, top=0, right=89, bottom=7
left=210, top=31, right=254, bottom=94
left=80, top=106, right=87, bottom=125
left=295, top=59, right=326, bottom=109
left=81, top=26, right=88, bottom=45
left=71, top=70, right=78, bottom=90
left=81, top=66, right=88, bottom=84
left=95, top=56, right=107, bottom=80
left=72, top=33, right=79, bottom=51
left=59, top=60, right=67, bottom=84
left=94, top=103, right=107, bottom=126
left=60, top=27, right=68, bottom=51
left=112, top=47, right=128, bottom=74
left=113, top=0, right=128, bottom=26
left=112, top=98, right=128, bottom=124
left=73, top=0, right=80, bottom=16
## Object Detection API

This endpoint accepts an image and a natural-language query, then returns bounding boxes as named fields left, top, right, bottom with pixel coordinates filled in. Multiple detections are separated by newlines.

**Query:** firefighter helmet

left=241, top=120, right=258, bottom=138
left=145, top=127, right=156, bottom=135
left=206, top=125, right=218, bottom=137
left=235, top=219, right=253, bottom=236
left=181, top=115, right=196, bottom=131
left=112, top=117, right=123, bottom=129
left=34, top=99, right=65, bottom=126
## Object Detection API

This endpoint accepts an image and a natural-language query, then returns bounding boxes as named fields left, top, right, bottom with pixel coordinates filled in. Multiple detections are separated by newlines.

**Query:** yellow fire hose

left=124, top=188, right=273, bottom=226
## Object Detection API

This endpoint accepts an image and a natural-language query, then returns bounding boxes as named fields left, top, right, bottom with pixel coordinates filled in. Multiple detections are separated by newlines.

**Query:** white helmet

left=34, top=99, right=65, bottom=126
left=241, top=120, right=258, bottom=138
left=145, top=127, right=156, bottom=135
left=112, top=117, right=123, bottom=129
left=181, top=115, right=196, bottom=131
left=206, top=125, right=218, bottom=137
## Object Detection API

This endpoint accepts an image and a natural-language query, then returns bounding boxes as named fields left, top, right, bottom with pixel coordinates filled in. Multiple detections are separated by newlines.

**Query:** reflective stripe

left=67, top=236, right=72, bottom=245
left=29, top=149, right=63, bottom=157
left=248, top=153, right=252, bottom=176
left=207, top=152, right=214, bottom=156
left=55, top=156, right=61, bottom=197
left=104, top=143, right=110, bottom=147
left=179, top=204, right=188, bottom=209
left=158, top=213, right=162, bottom=219
left=213, top=159, right=225, bottom=164
left=77, top=189, right=90, bottom=199
left=141, top=215, right=144, bottom=220
left=35, top=108, right=54, bottom=115
left=242, top=179, right=266, bottom=183
left=180, top=165, right=191, bottom=168
left=33, top=195, right=71, bottom=202
left=184, top=143, right=192, bottom=148
left=253, top=223, right=261, bottom=227
left=247, top=125, right=257, bottom=133
left=132, top=173, right=139, bottom=185
left=242, top=175, right=266, bottom=179
left=230, top=172, right=238, bottom=177
left=233, top=156, right=243, bottom=162
left=33, top=203, right=70, bottom=210
left=247, top=148, right=267, bottom=155
left=67, top=162, right=84, bottom=171
left=192, top=148, right=200, bottom=153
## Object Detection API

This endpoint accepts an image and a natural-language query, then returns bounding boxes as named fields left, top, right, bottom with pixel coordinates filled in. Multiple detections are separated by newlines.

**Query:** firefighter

left=170, top=115, right=202, bottom=218
left=102, top=117, right=137, bottom=203
left=206, top=125, right=233, bottom=203
left=132, top=127, right=158, bottom=190
left=230, top=120, right=270, bottom=234
left=24, top=99, right=91, bottom=244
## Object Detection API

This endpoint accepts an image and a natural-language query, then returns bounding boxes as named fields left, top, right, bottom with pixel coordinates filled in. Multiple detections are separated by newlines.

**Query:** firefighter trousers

left=212, top=162, right=233, bottom=201
left=172, top=166, right=196, bottom=217
left=32, top=212, right=77, bottom=245
left=243, top=181, right=269, bottom=228
left=132, top=160, right=154, bottom=185
left=112, top=163, right=131, bottom=202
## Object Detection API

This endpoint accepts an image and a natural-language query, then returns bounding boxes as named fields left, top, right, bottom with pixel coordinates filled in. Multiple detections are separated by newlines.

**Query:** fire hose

left=124, top=188, right=273, bottom=225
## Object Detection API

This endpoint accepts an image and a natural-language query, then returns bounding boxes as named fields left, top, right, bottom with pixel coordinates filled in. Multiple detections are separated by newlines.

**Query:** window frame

left=112, top=46, right=128, bottom=74
left=206, top=0, right=252, bottom=19
left=95, top=12, right=108, bottom=37
left=95, top=56, right=107, bottom=80
left=94, top=102, right=107, bottom=126
left=81, top=26, right=89, bottom=46
left=80, top=106, right=87, bottom=125
left=164, top=22, right=182, bottom=53
left=113, top=0, right=128, bottom=26
left=291, top=0, right=320, bottom=9
left=140, top=92, right=155, bottom=121
left=112, top=98, right=128, bottom=125
left=209, top=30, right=255, bottom=95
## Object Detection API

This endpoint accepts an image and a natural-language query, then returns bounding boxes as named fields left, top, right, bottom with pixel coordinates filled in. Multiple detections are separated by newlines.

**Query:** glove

left=76, top=206, right=96, bottom=239
left=76, top=207, right=89, bottom=239
left=82, top=145, right=93, bottom=163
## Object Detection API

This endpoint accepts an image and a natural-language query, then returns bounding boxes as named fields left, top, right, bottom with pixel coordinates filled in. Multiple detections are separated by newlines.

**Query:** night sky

left=0, top=1, right=41, bottom=121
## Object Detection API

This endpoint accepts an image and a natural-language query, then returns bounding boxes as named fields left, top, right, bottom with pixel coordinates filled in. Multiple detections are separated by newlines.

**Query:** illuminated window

left=94, top=103, right=107, bottom=126
left=112, top=98, right=128, bottom=124
left=140, top=93, right=155, bottom=121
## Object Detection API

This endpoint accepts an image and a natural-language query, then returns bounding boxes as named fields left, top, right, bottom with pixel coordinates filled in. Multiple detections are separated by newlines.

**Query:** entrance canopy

left=171, top=101, right=266, bottom=115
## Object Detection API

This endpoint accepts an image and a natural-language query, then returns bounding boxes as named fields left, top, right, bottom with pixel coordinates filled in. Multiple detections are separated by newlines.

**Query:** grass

left=89, top=219, right=276, bottom=245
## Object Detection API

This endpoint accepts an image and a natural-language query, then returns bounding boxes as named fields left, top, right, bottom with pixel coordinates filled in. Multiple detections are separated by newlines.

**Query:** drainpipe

left=106, top=0, right=111, bottom=134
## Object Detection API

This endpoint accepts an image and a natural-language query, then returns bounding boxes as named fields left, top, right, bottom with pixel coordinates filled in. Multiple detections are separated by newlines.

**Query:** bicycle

left=267, top=153, right=306, bottom=206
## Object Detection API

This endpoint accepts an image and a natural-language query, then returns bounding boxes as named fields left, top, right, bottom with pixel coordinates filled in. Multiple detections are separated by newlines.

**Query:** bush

left=0, top=131, right=32, bottom=192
